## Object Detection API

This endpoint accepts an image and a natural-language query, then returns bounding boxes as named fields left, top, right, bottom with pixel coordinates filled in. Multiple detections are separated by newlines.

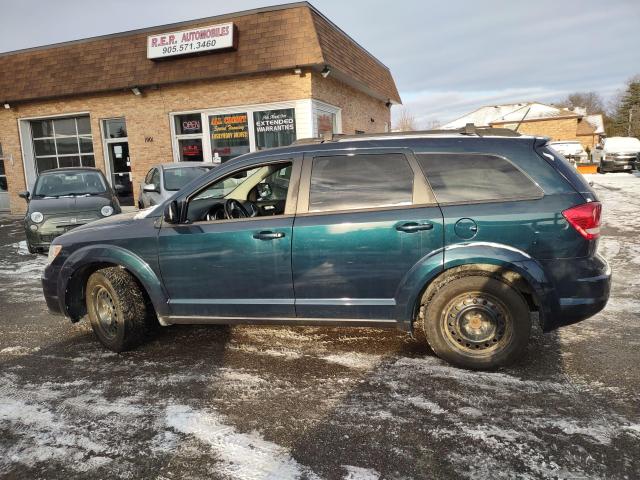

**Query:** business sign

left=210, top=113, right=250, bottom=162
left=254, top=109, right=297, bottom=150
left=147, top=22, right=236, bottom=59
left=182, top=118, right=201, bottom=133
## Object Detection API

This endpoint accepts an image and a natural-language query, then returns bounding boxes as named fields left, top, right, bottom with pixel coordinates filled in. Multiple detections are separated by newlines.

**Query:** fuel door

left=454, top=218, right=478, bottom=239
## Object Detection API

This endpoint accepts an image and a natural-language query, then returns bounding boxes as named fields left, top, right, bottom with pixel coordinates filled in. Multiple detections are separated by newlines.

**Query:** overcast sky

left=1, top=0, right=639, bottom=127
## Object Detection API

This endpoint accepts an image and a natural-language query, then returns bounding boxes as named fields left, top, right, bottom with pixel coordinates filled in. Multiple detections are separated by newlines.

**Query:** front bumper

left=42, top=262, right=64, bottom=316
left=600, top=159, right=635, bottom=171
left=539, top=254, right=611, bottom=331
left=25, top=216, right=98, bottom=250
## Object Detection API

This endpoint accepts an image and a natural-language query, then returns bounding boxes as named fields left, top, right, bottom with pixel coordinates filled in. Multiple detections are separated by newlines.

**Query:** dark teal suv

left=41, top=127, right=611, bottom=369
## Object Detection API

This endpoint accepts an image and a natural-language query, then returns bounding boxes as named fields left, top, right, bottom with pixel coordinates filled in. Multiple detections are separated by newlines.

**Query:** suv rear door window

left=309, top=154, right=414, bottom=212
left=416, top=153, right=542, bottom=204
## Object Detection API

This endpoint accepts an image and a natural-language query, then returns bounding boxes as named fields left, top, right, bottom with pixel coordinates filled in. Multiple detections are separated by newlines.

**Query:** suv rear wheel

left=86, top=267, right=153, bottom=352
left=420, top=275, right=530, bottom=369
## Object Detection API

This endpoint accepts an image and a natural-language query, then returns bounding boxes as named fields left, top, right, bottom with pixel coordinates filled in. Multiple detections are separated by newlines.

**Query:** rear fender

left=58, top=244, right=169, bottom=321
left=394, top=242, right=557, bottom=329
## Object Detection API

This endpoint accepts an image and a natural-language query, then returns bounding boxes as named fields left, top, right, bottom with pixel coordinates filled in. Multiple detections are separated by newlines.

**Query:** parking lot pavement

left=1, top=173, right=639, bottom=480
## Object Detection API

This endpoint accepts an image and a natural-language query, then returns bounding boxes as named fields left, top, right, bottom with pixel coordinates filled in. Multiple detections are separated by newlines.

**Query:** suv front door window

left=187, top=163, right=292, bottom=223
left=158, top=159, right=299, bottom=319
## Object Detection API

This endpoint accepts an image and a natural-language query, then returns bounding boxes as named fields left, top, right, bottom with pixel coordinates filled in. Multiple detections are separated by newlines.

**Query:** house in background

left=442, top=102, right=605, bottom=150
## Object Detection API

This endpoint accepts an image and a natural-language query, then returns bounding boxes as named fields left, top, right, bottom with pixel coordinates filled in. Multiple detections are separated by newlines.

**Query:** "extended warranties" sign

left=147, top=22, right=236, bottom=59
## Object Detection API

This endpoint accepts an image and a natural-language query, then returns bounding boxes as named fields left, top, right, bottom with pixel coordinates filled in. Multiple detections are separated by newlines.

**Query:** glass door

left=102, top=118, right=133, bottom=206
left=0, top=153, right=8, bottom=211
left=107, top=142, right=133, bottom=206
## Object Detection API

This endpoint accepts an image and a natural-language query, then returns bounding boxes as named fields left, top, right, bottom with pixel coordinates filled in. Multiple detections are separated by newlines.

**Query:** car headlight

left=101, top=205, right=114, bottom=217
left=47, top=244, right=62, bottom=265
left=30, top=211, right=44, bottom=223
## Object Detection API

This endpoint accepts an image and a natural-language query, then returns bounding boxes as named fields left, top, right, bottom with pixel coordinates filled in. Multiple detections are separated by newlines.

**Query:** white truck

left=592, top=137, right=640, bottom=173
left=549, top=141, right=588, bottom=164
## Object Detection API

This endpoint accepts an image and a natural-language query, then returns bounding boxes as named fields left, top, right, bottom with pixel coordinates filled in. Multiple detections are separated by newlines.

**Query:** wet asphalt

left=0, top=173, right=639, bottom=479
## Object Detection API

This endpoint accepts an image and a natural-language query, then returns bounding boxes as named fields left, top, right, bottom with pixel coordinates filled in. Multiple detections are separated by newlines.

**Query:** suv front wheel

left=420, top=275, right=531, bottom=369
left=86, top=267, right=154, bottom=352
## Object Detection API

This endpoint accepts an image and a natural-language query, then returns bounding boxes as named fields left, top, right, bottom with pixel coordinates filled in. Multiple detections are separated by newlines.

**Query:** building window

left=253, top=108, right=297, bottom=150
left=174, top=113, right=205, bottom=162
left=104, top=118, right=127, bottom=138
left=171, top=102, right=339, bottom=162
left=209, top=113, right=250, bottom=162
left=315, top=110, right=336, bottom=137
left=30, top=116, right=94, bottom=173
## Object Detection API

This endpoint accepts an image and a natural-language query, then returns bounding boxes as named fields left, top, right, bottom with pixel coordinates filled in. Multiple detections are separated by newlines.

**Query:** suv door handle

left=253, top=231, right=286, bottom=240
left=396, top=222, right=434, bottom=233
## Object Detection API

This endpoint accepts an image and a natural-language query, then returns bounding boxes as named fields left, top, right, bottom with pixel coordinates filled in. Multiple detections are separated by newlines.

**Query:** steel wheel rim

left=442, top=291, right=512, bottom=355
left=93, top=286, right=119, bottom=339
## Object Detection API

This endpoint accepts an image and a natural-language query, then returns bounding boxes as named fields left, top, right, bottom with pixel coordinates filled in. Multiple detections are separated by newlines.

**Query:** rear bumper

left=539, top=254, right=611, bottom=331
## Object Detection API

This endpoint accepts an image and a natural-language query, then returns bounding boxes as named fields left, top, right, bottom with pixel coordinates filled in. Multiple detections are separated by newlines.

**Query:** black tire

left=27, top=242, right=37, bottom=254
left=86, top=267, right=153, bottom=352
left=419, top=275, right=530, bottom=369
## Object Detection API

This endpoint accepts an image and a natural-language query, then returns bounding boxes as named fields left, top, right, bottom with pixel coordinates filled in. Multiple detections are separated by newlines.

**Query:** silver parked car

left=138, top=162, right=216, bottom=209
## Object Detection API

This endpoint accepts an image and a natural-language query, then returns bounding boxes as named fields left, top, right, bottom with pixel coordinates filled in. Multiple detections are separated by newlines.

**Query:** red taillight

left=562, top=202, right=602, bottom=240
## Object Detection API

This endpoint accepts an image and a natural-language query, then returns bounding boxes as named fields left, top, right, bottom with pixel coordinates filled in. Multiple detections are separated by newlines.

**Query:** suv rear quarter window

left=308, top=153, right=414, bottom=212
left=416, top=153, right=543, bottom=204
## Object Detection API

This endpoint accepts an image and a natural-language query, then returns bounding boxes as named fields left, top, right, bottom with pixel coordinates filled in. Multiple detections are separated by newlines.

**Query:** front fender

left=57, top=244, right=169, bottom=320
left=394, top=242, right=557, bottom=329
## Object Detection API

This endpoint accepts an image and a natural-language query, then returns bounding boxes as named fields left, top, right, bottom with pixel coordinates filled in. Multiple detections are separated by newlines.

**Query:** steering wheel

left=204, top=203, right=226, bottom=222
left=224, top=199, right=250, bottom=219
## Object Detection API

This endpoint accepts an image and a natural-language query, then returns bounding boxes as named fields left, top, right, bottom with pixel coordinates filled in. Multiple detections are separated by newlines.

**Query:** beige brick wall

left=0, top=71, right=312, bottom=214
left=311, top=73, right=391, bottom=134
left=492, top=118, right=579, bottom=142
left=577, top=133, right=598, bottom=150
left=0, top=70, right=391, bottom=214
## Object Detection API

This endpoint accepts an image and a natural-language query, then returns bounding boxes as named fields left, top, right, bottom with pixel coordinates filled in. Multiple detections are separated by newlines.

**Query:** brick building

left=442, top=102, right=605, bottom=150
left=0, top=2, right=400, bottom=213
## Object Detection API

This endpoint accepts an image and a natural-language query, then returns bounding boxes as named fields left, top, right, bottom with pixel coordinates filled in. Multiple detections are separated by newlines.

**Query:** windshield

left=33, top=171, right=107, bottom=198
left=604, top=137, right=640, bottom=152
left=193, top=167, right=261, bottom=200
left=164, top=166, right=212, bottom=191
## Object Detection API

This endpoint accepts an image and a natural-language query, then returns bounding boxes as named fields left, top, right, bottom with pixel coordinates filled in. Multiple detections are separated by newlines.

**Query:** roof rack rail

left=291, top=124, right=521, bottom=145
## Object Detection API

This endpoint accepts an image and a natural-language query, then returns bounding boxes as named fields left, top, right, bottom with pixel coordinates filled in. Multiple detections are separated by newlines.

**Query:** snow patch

left=0, top=346, right=40, bottom=355
left=343, top=465, right=381, bottom=480
left=322, top=352, right=382, bottom=369
left=165, top=404, right=320, bottom=480
left=13, top=240, right=32, bottom=256
left=397, top=394, right=446, bottom=415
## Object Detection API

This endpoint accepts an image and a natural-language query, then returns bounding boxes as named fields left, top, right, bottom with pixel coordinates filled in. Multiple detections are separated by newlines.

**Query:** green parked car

left=20, top=167, right=121, bottom=253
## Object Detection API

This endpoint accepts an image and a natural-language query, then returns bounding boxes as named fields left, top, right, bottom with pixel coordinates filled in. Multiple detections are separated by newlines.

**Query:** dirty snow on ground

left=0, top=240, right=47, bottom=303
left=0, top=175, right=640, bottom=479
left=166, top=404, right=321, bottom=480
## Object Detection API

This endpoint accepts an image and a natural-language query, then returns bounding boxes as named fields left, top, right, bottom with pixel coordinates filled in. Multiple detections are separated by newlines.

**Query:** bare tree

left=557, top=91, right=605, bottom=114
left=425, top=119, right=442, bottom=130
left=394, top=108, right=417, bottom=131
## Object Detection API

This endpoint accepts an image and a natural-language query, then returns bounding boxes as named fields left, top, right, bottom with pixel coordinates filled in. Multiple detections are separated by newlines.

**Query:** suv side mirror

left=143, top=183, right=158, bottom=193
left=18, top=191, right=30, bottom=200
left=164, top=200, right=179, bottom=224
